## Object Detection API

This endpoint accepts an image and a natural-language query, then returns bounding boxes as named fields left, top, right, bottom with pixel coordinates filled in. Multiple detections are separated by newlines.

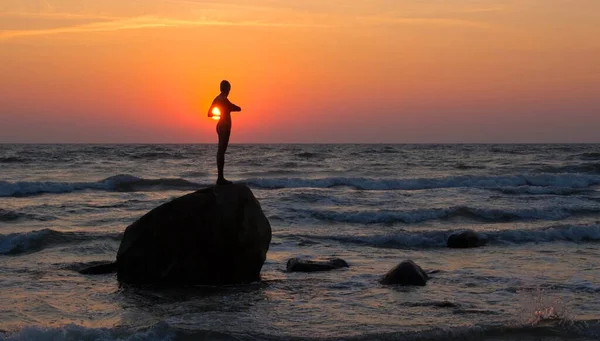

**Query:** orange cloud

left=0, top=11, right=121, bottom=20
left=0, top=15, right=334, bottom=41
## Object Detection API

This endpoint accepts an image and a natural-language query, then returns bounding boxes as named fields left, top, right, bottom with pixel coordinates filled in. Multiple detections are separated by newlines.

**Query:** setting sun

left=211, top=107, right=221, bottom=121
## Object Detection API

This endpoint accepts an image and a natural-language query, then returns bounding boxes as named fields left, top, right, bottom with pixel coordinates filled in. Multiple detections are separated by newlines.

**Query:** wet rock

left=286, top=257, right=349, bottom=272
left=116, top=184, right=272, bottom=285
left=381, top=260, right=428, bottom=286
left=447, top=230, right=487, bottom=248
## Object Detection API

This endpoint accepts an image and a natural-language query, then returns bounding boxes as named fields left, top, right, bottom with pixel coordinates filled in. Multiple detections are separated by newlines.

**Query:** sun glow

left=211, top=107, right=221, bottom=121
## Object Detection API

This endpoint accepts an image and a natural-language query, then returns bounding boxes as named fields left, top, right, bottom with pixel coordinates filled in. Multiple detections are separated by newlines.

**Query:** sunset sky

left=1, top=0, right=598, bottom=143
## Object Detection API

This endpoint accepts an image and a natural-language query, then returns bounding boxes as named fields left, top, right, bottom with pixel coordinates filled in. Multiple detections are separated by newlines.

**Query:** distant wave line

left=285, top=223, right=600, bottom=249
left=2, top=173, right=600, bottom=197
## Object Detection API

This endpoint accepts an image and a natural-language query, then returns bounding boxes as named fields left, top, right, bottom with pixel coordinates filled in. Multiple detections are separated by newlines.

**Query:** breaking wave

left=245, top=174, right=600, bottom=191
left=3, top=173, right=600, bottom=197
left=296, top=223, right=600, bottom=248
left=0, top=229, right=122, bottom=255
left=0, top=175, right=201, bottom=197
left=300, top=205, right=600, bottom=224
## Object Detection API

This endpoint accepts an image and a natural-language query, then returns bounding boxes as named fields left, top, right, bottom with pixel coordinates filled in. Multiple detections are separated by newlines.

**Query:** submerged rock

left=381, top=260, right=428, bottom=286
left=447, top=230, right=487, bottom=248
left=286, top=257, right=349, bottom=272
left=116, top=184, right=272, bottom=285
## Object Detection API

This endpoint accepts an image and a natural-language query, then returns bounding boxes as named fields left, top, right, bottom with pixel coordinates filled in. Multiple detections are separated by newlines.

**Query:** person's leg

left=216, top=125, right=231, bottom=184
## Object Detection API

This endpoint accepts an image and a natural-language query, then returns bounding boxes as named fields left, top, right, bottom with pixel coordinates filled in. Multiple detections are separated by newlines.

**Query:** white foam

left=489, top=224, right=600, bottom=244
left=0, top=174, right=199, bottom=197
left=0, top=229, right=122, bottom=255
left=307, top=223, right=600, bottom=248
left=2, top=173, right=599, bottom=197
left=303, top=205, right=600, bottom=224
left=0, top=229, right=51, bottom=254
left=245, top=174, right=600, bottom=191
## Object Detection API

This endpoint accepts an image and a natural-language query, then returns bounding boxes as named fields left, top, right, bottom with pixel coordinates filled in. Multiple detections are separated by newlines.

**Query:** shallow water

left=1, top=144, right=600, bottom=340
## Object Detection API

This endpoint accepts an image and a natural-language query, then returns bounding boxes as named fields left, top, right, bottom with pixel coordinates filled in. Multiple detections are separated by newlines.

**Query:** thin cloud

left=0, top=11, right=121, bottom=21
left=0, top=6, right=494, bottom=42
left=452, top=6, right=506, bottom=14
left=356, top=16, right=494, bottom=29
left=158, top=0, right=278, bottom=12
left=0, top=15, right=333, bottom=41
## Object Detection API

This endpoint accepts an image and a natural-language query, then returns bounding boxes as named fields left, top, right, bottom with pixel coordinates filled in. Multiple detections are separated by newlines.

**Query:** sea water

left=1, top=144, right=599, bottom=340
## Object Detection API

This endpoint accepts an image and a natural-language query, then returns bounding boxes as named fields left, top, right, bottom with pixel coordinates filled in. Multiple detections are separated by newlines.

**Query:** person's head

left=220, top=80, right=231, bottom=95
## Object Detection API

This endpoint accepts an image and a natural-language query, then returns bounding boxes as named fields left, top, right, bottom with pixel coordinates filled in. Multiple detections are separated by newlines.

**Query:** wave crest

left=298, top=223, right=600, bottom=249
left=0, top=174, right=200, bottom=197
left=2, top=173, right=600, bottom=198
left=302, top=205, right=600, bottom=224
left=0, top=229, right=122, bottom=255
left=245, top=174, right=600, bottom=191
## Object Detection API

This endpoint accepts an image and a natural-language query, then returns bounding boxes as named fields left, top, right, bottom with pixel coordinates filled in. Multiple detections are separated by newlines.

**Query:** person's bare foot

left=216, top=178, right=233, bottom=185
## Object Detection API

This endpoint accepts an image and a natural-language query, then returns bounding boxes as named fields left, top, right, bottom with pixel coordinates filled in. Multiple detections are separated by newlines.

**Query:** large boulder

left=447, top=230, right=487, bottom=248
left=381, top=260, right=428, bottom=286
left=116, top=184, right=271, bottom=285
left=286, top=257, right=348, bottom=272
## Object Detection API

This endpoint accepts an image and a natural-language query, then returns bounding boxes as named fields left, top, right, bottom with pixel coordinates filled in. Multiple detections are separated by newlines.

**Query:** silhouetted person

left=208, top=80, right=241, bottom=185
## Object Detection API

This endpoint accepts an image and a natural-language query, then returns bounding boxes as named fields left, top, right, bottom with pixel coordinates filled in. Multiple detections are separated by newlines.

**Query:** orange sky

left=0, top=0, right=599, bottom=143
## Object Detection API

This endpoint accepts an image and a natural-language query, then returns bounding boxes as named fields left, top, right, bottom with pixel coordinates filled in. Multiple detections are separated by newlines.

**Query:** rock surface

left=78, top=261, right=117, bottom=275
left=447, top=230, right=487, bottom=248
left=116, top=184, right=271, bottom=285
left=286, top=257, right=349, bottom=272
left=381, top=260, right=428, bottom=286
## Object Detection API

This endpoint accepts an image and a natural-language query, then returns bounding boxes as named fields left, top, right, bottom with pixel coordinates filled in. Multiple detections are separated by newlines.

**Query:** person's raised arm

left=227, top=98, right=241, bottom=112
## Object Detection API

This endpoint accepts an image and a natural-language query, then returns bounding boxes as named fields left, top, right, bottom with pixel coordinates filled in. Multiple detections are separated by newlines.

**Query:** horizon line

left=1, top=142, right=599, bottom=145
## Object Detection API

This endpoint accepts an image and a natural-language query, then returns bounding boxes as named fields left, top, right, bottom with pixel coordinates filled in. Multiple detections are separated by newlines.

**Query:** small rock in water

left=447, top=230, right=487, bottom=248
left=286, top=257, right=349, bottom=272
left=381, top=260, right=428, bottom=286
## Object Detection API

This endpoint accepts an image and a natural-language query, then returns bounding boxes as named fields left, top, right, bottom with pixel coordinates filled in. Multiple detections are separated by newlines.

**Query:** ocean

left=1, top=144, right=599, bottom=341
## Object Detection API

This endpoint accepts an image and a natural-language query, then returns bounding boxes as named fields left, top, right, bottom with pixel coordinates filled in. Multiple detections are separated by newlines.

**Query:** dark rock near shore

left=381, top=260, right=428, bottom=286
left=286, top=257, right=349, bottom=272
left=116, top=184, right=271, bottom=285
left=447, top=230, right=487, bottom=248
